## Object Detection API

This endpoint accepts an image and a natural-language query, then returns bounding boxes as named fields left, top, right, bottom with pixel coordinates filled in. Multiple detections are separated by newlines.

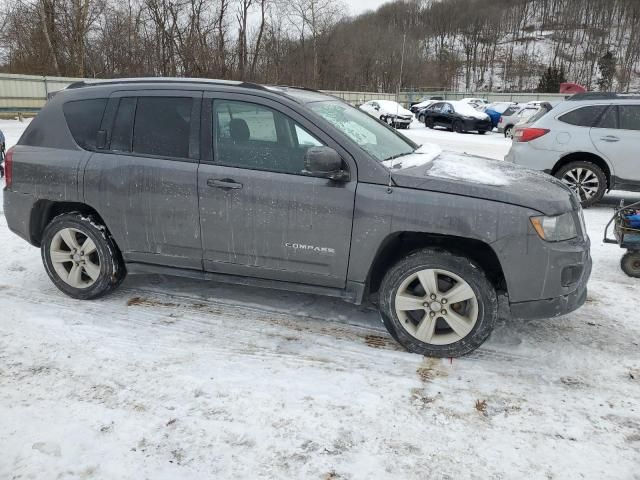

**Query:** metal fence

left=0, top=73, right=568, bottom=112
left=0, top=73, right=84, bottom=112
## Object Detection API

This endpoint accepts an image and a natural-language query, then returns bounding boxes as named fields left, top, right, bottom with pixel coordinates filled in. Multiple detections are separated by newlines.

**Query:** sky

left=348, top=0, right=394, bottom=16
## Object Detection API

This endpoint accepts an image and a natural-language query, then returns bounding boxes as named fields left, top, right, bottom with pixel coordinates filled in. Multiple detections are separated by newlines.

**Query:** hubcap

left=561, top=168, right=599, bottom=203
left=394, top=268, right=478, bottom=345
left=50, top=228, right=101, bottom=289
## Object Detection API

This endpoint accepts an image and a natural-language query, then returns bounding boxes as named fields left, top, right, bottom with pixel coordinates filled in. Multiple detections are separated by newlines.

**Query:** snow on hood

left=450, top=101, right=490, bottom=120
left=381, top=143, right=442, bottom=169
left=426, top=152, right=511, bottom=186
left=376, top=100, right=413, bottom=116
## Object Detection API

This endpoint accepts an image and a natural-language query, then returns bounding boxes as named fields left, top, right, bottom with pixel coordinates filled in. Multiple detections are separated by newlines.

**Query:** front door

left=84, top=90, right=203, bottom=269
left=197, top=95, right=356, bottom=288
left=590, top=104, right=640, bottom=188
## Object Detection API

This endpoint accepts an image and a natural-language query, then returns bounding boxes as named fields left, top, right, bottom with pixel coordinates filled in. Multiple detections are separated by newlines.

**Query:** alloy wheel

left=50, top=227, right=101, bottom=289
left=394, top=268, right=478, bottom=345
left=560, top=167, right=600, bottom=203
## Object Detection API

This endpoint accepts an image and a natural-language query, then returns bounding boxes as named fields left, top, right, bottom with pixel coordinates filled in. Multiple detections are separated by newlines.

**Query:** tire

left=418, top=113, right=426, bottom=123
left=385, top=116, right=394, bottom=127
left=425, top=117, right=434, bottom=129
left=621, top=251, right=640, bottom=278
left=453, top=121, right=464, bottom=133
left=504, top=126, right=513, bottom=138
left=478, top=130, right=487, bottom=135
left=554, top=161, right=607, bottom=208
left=379, top=248, right=498, bottom=357
left=41, top=212, right=126, bottom=300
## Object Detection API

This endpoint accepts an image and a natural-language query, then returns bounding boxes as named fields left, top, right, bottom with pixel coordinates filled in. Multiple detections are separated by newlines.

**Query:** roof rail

left=567, top=92, right=640, bottom=101
left=65, top=77, right=269, bottom=91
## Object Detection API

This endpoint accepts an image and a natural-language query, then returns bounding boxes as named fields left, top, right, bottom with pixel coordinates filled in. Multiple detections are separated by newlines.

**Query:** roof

left=65, top=77, right=337, bottom=104
left=567, top=92, right=640, bottom=101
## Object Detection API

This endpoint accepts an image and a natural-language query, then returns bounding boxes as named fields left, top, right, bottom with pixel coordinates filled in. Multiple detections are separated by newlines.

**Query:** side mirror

left=304, top=146, right=349, bottom=181
left=374, top=106, right=380, bottom=111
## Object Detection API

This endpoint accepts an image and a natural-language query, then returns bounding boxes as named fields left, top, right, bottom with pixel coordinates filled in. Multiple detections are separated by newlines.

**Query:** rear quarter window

left=63, top=98, right=108, bottom=150
left=558, top=105, right=607, bottom=127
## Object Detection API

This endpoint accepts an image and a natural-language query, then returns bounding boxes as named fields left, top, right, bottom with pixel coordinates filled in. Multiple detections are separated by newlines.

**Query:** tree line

left=1, top=0, right=639, bottom=93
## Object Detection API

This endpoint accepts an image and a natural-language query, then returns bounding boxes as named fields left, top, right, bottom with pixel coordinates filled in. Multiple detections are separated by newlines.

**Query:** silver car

left=498, top=104, right=544, bottom=138
left=505, top=93, right=640, bottom=207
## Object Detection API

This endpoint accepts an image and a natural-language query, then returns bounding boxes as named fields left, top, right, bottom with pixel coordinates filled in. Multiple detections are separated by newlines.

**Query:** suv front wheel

left=42, top=212, right=126, bottom=300
left=379, top=248, right=498, bottom=357
left=554, top=161, right=607, bottom=207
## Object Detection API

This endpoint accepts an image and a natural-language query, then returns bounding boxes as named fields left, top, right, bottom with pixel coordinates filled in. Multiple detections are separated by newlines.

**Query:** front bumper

left=509, top=251, right=591, bottom=320
left=463, top=119, right=492, bottom=131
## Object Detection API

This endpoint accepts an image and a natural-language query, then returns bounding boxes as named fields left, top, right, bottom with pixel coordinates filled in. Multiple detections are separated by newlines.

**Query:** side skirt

left=125, top=262, right=366, bottom=305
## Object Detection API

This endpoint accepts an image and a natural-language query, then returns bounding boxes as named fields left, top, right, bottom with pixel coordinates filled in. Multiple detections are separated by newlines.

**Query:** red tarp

left=560, top=82, right=587, bottom=94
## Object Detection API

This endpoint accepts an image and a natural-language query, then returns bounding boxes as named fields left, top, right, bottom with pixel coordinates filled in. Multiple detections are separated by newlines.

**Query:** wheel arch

left=551, top=152, right=612, bottom=190
left=29, top=200, right=114, bottom=248
left=365, top=231, right=507, bottom=299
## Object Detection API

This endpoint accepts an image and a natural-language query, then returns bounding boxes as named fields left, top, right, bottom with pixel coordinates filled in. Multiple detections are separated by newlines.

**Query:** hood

left=390, top=151, right=578, bottom=215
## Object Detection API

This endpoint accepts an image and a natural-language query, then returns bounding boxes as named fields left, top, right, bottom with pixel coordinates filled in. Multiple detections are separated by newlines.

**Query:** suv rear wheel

left=554, top=161, right=607, bottom=207
left=41, top=213, right=126, bottom=300
left=379, top=248, right=498, bottom=357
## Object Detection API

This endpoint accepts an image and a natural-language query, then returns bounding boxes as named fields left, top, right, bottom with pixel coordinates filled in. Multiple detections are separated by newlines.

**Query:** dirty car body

left=3, top=78, right=591, bottom=357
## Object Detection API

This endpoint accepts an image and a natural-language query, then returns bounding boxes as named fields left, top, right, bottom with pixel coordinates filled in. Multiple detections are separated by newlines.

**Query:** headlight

left=530, top=213, right=577, bottom=242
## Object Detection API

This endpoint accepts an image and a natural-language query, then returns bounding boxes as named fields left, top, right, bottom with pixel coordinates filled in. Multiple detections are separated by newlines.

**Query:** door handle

left=207, top=178, right=243, bottom=190
left=600, top=136, right=620, bottom=142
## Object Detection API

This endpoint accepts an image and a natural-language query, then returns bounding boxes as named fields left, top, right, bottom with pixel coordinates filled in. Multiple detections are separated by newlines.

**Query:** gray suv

left=506, top=93, right=640, bottom=207
left=3, top=78, right=591, bottom=357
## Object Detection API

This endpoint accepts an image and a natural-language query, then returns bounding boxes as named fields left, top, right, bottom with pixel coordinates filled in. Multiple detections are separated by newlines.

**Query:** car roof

left=65, top=77, right=338, bottom=104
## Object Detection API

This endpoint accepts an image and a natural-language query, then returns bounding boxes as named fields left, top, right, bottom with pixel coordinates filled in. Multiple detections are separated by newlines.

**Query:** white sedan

left=359, top=100, right=414, bottom=129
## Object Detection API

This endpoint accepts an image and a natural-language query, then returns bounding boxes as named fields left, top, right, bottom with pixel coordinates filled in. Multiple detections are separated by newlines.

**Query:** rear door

left=590, top=104, right=640, bottom=187
left=197, top=93, right=357, bottom=287
left=84, top=90, right=203, bottom=269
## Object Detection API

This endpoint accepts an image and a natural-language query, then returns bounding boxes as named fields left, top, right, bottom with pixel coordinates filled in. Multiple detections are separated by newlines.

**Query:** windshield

left=308, top=100, right=416, bottom=162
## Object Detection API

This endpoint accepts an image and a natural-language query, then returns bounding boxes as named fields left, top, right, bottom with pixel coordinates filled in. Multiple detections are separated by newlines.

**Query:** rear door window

left=595, top=106, right=617, bottom=129
left=132, top=97, right=193, bottom=158
left=63, top=98, right=108, bottom=150
left=559, top=105, right=607, bottom=127
left=619, top=105, right=640, bottom=131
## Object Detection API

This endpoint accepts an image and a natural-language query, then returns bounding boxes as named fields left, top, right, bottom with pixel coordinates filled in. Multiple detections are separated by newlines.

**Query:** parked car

left=410, top=99, right=437, bottom=115
left=460, top=97, right=489, bottom=109
left=360, top=100, right=413, bottom=129
left=499, top=104, right=544, bottom=138
left=484, top=102, right=517, bottom=129
left=3, top=78, right=591, bottom=357
left=506, top=93, right=640, bottom=207
left=422, top=101, right=493, bottom=134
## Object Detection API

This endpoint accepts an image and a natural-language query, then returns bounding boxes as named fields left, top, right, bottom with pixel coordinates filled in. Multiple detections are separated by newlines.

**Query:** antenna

left=389, top=32, right=407, bottom=187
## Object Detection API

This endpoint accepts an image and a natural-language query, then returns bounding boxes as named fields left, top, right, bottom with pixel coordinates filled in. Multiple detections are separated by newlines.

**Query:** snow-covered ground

left=1, top=119, right=639, bottom=479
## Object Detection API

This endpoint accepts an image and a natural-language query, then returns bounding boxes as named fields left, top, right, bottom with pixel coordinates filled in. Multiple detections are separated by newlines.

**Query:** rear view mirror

left=304, top=146, right=349, bottom=181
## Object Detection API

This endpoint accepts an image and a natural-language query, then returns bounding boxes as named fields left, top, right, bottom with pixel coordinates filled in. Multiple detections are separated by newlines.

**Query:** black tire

left=453, top=121, right=464, bottom=133
left=379, top=248, right=498, bottom=357
left=425, top=117, right=435, bottom=129
left=621, top=251, right=640, bottom=278
left=478, top=130, right=487, bottom=135
left=504, top=126, right=513, bottom=138
left=418, top=113, right=426, bottom=123
left=41, top=212, right=126, bottom=300
left=554, top=161, right=607, bottom=208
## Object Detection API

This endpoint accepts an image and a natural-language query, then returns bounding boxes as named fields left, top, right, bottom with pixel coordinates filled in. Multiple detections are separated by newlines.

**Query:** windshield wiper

left=383, top=151, right=413, bottom=162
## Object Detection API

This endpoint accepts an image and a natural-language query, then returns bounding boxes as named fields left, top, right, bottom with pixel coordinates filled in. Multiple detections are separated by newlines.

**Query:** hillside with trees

left=1, top=0, right=639, bottom=93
